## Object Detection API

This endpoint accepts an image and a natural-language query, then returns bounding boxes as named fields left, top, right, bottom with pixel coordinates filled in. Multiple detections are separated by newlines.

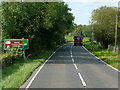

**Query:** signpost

left=4, top=39, right=29, bottom=59
left=4, top=39, right=28, bottom=50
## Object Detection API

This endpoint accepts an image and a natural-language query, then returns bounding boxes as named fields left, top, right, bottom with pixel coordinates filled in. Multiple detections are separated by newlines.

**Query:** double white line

left=70, top=45, right=86, bottom=87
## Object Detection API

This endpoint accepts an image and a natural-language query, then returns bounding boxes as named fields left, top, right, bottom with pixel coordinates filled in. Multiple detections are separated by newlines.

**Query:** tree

left=2, top=2, right=74, bottom=56
left=73, top=24, right=83, bottom=35
left=82, top=25, right=93, bottom=37
left=91, top=6, right=117, bottom=48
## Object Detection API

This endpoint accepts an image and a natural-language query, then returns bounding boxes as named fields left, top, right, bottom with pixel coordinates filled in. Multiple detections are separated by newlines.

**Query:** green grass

left=83, top=37, right=90, bottom=42
left=94, top=50, right=118, bottom=69
left=2, top=50, right=53, bottom=88
left=65, top=35, right=74, bottom=42
left=65, top=35, right=90, bottom=42
left=84, top=42, right=119, bottom=70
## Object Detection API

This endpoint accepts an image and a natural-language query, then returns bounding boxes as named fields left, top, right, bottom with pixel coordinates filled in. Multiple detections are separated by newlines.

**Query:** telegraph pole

left=118, top=1, right=120, bottom=71
left=118, top=2, right=120, bottom=58
left=115, top=15, right=118, bottom=52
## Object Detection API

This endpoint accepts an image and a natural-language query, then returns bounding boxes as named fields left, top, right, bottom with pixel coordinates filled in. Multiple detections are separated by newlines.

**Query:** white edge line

left=25, top=61, right=47, bottom=89
left=78, top=73, right=86, bottom=87
left=82, top=46, right=120, bottom=72
left=26, top=45, right=63, bottom=89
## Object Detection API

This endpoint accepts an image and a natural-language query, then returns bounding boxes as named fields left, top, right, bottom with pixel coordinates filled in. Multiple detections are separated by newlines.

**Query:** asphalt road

left=27, top=43, right=118, bottom=89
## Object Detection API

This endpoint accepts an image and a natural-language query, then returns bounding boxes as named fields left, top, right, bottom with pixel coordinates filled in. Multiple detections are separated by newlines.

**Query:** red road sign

left=5, top=40, right=23, bottom=49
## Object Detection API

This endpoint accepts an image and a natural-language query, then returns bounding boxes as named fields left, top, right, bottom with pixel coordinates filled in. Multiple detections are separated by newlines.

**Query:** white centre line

left=72, top=58, right=74, bottom=62
left=78, top=73, right=87, bottom=87
left=70, top=45, right=87, bottom=87
left=70, top=45, right=78, bottom=69
left=74, top=63, right=78, bottom=70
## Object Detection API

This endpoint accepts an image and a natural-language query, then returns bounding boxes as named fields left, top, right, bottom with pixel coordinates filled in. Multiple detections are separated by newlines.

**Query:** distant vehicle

left=73, top=35, right=83, bottom=46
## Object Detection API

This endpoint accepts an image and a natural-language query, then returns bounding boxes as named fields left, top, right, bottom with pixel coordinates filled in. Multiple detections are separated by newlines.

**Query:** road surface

left=27, top=43, right=118, bottom=89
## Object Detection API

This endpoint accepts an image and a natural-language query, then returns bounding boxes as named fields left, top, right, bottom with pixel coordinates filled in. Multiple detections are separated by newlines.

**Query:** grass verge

left=2, top=49, right=56, bottom=88
left=84, top=42, right=119, bottom=70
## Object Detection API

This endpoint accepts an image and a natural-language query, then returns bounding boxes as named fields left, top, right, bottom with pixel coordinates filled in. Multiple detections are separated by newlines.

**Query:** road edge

left=82, top=46, right=120, bottom=72
left=19, top=45, right=63, bottom=89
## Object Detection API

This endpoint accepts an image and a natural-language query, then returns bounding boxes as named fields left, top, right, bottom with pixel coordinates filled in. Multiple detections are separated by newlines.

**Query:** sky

left=0, top=0, right=119, bottom=25
left=64, top=0, right=119, bottom=25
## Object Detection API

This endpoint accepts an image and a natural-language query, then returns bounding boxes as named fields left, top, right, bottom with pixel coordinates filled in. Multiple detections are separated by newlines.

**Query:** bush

left=84, top=42, right=104, bottom=51
left=2, top=50, right=23, bottom=68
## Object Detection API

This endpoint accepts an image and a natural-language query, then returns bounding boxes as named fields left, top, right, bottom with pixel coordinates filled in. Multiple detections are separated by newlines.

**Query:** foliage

left=84, top=42, right=104, bottom=51
left=118, top=4, right=120, bottom=59
left=82, top=25, right=93, bottom=37
left=73, top=24, right=93, bottom=38
left=91, top=6, right=117, bottom=48
left=2, top=50, right=23, bottom=68
left=2, top=2, right=74, bottom=56
left=65, top=35, right=89, bottom=42
left=73, top=24, right=83, bottom=35
left=2, top=59, right=41, bottom=88
left=65, top=35, right=74, bottom=42
left=84, top=42, right=119, bottom=70
left=2, top=48, right=55, bottom=88
left=83, top=37, right=90, bottom=42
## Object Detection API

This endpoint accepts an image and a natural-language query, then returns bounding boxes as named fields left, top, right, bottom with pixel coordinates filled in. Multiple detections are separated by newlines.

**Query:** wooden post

left=118, top=2, right=120, bottom=71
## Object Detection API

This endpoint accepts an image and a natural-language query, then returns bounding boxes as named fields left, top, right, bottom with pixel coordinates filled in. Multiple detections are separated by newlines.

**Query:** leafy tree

left=2, top=2, right=74, bottom=56
left=73, top=24, right=83, bottom=35
left=82, top=25, right=93, bottom=37
left=73, top=24, right=93, bottom=38
left=91, top=6, right=117, bottom=48
left=118, top=5, right=120, bottom=57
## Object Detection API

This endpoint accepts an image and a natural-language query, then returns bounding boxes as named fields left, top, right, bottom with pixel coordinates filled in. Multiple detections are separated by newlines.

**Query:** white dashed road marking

left=70, top=45, right=87, bottom=87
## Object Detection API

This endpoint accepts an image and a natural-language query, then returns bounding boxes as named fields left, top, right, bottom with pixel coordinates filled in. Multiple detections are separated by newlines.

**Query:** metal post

left=23, top=49, right=25, bottom=59
left=115, top=15, right=118, bottom=52
left=22, top=37, right=26, bottom=59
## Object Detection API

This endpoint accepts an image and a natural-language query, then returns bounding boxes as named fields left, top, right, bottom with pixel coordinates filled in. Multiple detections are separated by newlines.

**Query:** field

left=65, top=35, right=74, bottom=42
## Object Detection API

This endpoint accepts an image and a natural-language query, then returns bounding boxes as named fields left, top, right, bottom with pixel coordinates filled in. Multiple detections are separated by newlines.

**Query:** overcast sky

left=64, top=0, right=119, bottom=25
